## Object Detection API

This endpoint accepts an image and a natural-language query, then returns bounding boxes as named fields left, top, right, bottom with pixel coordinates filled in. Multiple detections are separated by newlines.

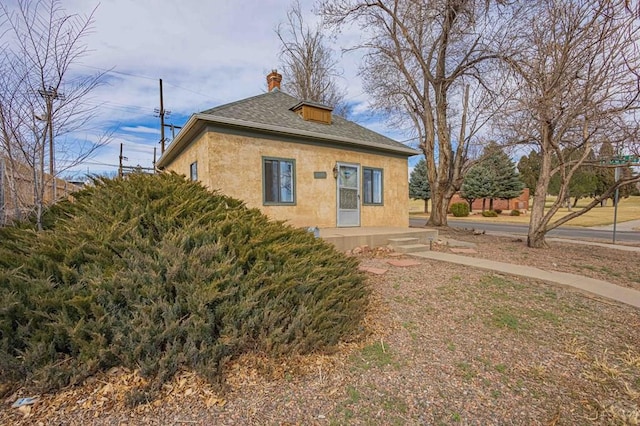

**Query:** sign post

left=612, top=166, right=621, bottom=244
left=604, top=155, right=639, bottom=244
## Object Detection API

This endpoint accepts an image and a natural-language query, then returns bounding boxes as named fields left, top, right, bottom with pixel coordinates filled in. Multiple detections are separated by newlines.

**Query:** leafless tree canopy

left=319, top=0, right=516, bottom=226
left=0, top=0, right=107, bottom=228
left=277, top=0, right=347, bottom=115
left=499, top=0, right=640, bottom=247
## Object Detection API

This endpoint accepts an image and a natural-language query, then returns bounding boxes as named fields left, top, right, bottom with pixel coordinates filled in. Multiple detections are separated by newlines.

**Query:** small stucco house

left=157, top=71, right=419, bottom=228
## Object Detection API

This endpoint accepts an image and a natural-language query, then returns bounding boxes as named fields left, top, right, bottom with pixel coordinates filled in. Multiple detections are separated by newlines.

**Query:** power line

left=77, top=64, right=215, bottom=100
left=83, top=102, right=151, bottom=116
left=77, top=64, right=158, bottom=81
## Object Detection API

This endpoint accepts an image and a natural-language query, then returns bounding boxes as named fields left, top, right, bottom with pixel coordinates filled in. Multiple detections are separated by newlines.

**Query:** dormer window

left=290, top=101, right=333, bottom=125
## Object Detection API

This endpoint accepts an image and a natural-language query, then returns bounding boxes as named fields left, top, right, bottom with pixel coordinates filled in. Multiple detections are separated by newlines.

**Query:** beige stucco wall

left=166, top=129, right=410, bottom=228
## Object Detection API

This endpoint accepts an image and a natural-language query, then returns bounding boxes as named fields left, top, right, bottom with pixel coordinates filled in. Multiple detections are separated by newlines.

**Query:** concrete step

left=319, top=227, right=439, bottom=251
left=393, top=243, right=431, bottom=253
left=387, top=237, right=420, bottom=247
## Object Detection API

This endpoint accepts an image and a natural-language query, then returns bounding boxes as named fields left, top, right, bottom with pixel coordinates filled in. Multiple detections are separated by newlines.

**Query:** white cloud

left=121, top=126, right=161, bottom=135
left=6, top=0, right=399, bottom=175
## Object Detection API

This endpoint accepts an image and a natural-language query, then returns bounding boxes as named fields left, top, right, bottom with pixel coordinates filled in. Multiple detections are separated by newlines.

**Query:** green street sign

left=604, top=155, right=640, bottom=165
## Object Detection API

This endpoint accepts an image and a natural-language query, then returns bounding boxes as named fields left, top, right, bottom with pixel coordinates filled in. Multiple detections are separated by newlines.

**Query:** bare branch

left=0, top=0, right=109, bottom=228
left=276, top=0, right=347, bottom=115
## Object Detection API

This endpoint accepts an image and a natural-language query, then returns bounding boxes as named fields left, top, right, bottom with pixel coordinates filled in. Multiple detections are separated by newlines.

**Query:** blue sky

left=11, top=0, right=421, bottom=178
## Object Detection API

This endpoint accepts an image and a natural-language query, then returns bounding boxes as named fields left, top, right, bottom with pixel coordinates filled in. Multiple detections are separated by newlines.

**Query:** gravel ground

left=2, top=231, right=639, bottom=425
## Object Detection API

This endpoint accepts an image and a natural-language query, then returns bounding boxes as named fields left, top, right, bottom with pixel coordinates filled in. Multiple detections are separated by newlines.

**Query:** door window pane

left=339, top=166, right=358, bottom=188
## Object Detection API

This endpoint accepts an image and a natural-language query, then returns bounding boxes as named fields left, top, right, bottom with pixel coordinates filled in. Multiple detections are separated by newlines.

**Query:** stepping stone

left=386, top=259, right=421, bottom=267
left=358, top=266, right=388, bottom=275
left=450, top=248, right=478, bottom=254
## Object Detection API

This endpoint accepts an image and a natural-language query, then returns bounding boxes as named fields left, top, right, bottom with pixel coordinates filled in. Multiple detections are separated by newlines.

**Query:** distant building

left=449, top=188, right=530, bottom=212
left=0, top=155, right=79, bottom=225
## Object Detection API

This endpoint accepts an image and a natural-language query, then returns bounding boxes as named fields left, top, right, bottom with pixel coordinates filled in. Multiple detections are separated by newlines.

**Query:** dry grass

left=410, top=195, right=640, bottom=227
left=3, top=234, right=640, bottom=425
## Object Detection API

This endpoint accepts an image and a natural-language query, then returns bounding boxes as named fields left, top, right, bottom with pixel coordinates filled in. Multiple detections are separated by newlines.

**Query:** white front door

left=336, top=162, right=360, bottom=227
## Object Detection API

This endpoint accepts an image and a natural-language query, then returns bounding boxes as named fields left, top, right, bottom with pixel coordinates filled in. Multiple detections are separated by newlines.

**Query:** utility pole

left=153, top=147, right=157, bottom=173
left=159, top=79, right=166, bottom=154
left=38, top=86, right=64, bottom=201
left=118, top=143, right=128, bottom=178
left=156, top=79, right=182, bottom=155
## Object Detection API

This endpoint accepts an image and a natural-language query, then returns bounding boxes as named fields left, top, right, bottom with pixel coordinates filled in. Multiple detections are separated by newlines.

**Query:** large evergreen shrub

left=0, top=173, right=368, bottom=398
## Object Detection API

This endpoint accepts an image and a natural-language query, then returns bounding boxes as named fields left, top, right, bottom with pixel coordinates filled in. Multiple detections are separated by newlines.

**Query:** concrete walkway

left=589, top=218, right=640, bottom=232
left=409, top=251, right=640, bottom=309
left=546, top=238, right=640, bottom=252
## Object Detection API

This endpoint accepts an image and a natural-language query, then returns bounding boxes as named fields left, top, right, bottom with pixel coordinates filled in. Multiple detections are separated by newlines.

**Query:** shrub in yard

left=494, top=208, right=503, bottom=214
left=481, top=210, right=498, bottom=217
left=0, top=173, right=368, bottom=399
left=450, top=202, right=470, bottom=217
left=510, top=209, right=521, bottom=216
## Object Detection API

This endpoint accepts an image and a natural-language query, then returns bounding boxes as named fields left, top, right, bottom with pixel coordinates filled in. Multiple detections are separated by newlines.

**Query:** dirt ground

left=432, top=228, right=640, bottom=292
left=2, top=230, right=640, bottom=425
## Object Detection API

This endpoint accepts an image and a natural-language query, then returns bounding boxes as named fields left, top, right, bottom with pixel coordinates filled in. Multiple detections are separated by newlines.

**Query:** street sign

left=600, top=155, right=640, bottom=165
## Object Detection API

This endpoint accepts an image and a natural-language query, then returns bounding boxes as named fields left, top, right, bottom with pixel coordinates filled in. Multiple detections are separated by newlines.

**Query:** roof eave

left=193, top=113, right=419, bottom=156
left=157, top=114, right=420, bottom=168
left=156, top=114, right=204, bottom=168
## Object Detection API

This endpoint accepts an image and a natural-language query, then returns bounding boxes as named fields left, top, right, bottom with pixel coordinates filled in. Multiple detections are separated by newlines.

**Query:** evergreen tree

left=595, top=142, right=638, bottom=205
left=619, top=166, right=638, bottom=200
left=409, top=158, right=431, bottom=213
left=517, top=150, right=541, bottom=194
left=483, top=142, right=525, bottom=210
left=568, top=150, right=597, bottom=207
left=549, top=148, right=598, bottom=209
left=567, top=171, right=598, bottom=207
left=460, top=165, right=493, bottom=212
left=595, top=142, right=615, bottom=205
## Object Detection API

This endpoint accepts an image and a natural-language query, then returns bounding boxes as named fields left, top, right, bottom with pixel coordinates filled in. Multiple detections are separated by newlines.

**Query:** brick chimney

left=267, top=69, right=282, bottom=92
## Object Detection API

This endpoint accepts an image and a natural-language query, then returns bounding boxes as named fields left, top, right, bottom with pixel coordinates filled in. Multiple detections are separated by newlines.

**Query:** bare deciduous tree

left=501, top=0, right=640, bottom=248
left=277, top=0, right=347, bottom=115
left=319, top=0, right=516, bottom=226
left=0, top=0, right=108, bottom=229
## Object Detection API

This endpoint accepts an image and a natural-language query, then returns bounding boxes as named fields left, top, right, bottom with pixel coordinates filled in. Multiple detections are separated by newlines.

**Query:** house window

left=363, top=167, right=383, bottom=205
left=190, top=161, right=197, bottom=181
left=263, top=157, right=295, bottom=205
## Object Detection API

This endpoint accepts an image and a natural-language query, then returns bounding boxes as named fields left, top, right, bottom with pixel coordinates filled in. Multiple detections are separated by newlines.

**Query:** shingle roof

left=200, top=90, right=417, bottom=155
left=157, top=89, right=419, bottom=168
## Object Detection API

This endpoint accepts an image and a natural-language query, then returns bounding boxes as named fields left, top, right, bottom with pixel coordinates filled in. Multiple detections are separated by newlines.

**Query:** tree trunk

left=489, top=198, right=494, bottom=211
left=527, top=145, right=553, bottom=248
left=482, top=198, right=486, bottom=211
left=424, top=199, right=429, bottom=213
left=526, top=226, right=549, bottom=248
left=528, top=213, right=550, bottom=247
left=467, top=200, right=473, bottom=212
left=572, top=197, right=579, bottom=208
left=428, top=191, right=450, bottom=226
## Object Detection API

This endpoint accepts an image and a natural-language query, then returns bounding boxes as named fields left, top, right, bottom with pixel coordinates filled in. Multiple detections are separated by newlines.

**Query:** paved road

left=409, top=218, right=640, bottom=244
